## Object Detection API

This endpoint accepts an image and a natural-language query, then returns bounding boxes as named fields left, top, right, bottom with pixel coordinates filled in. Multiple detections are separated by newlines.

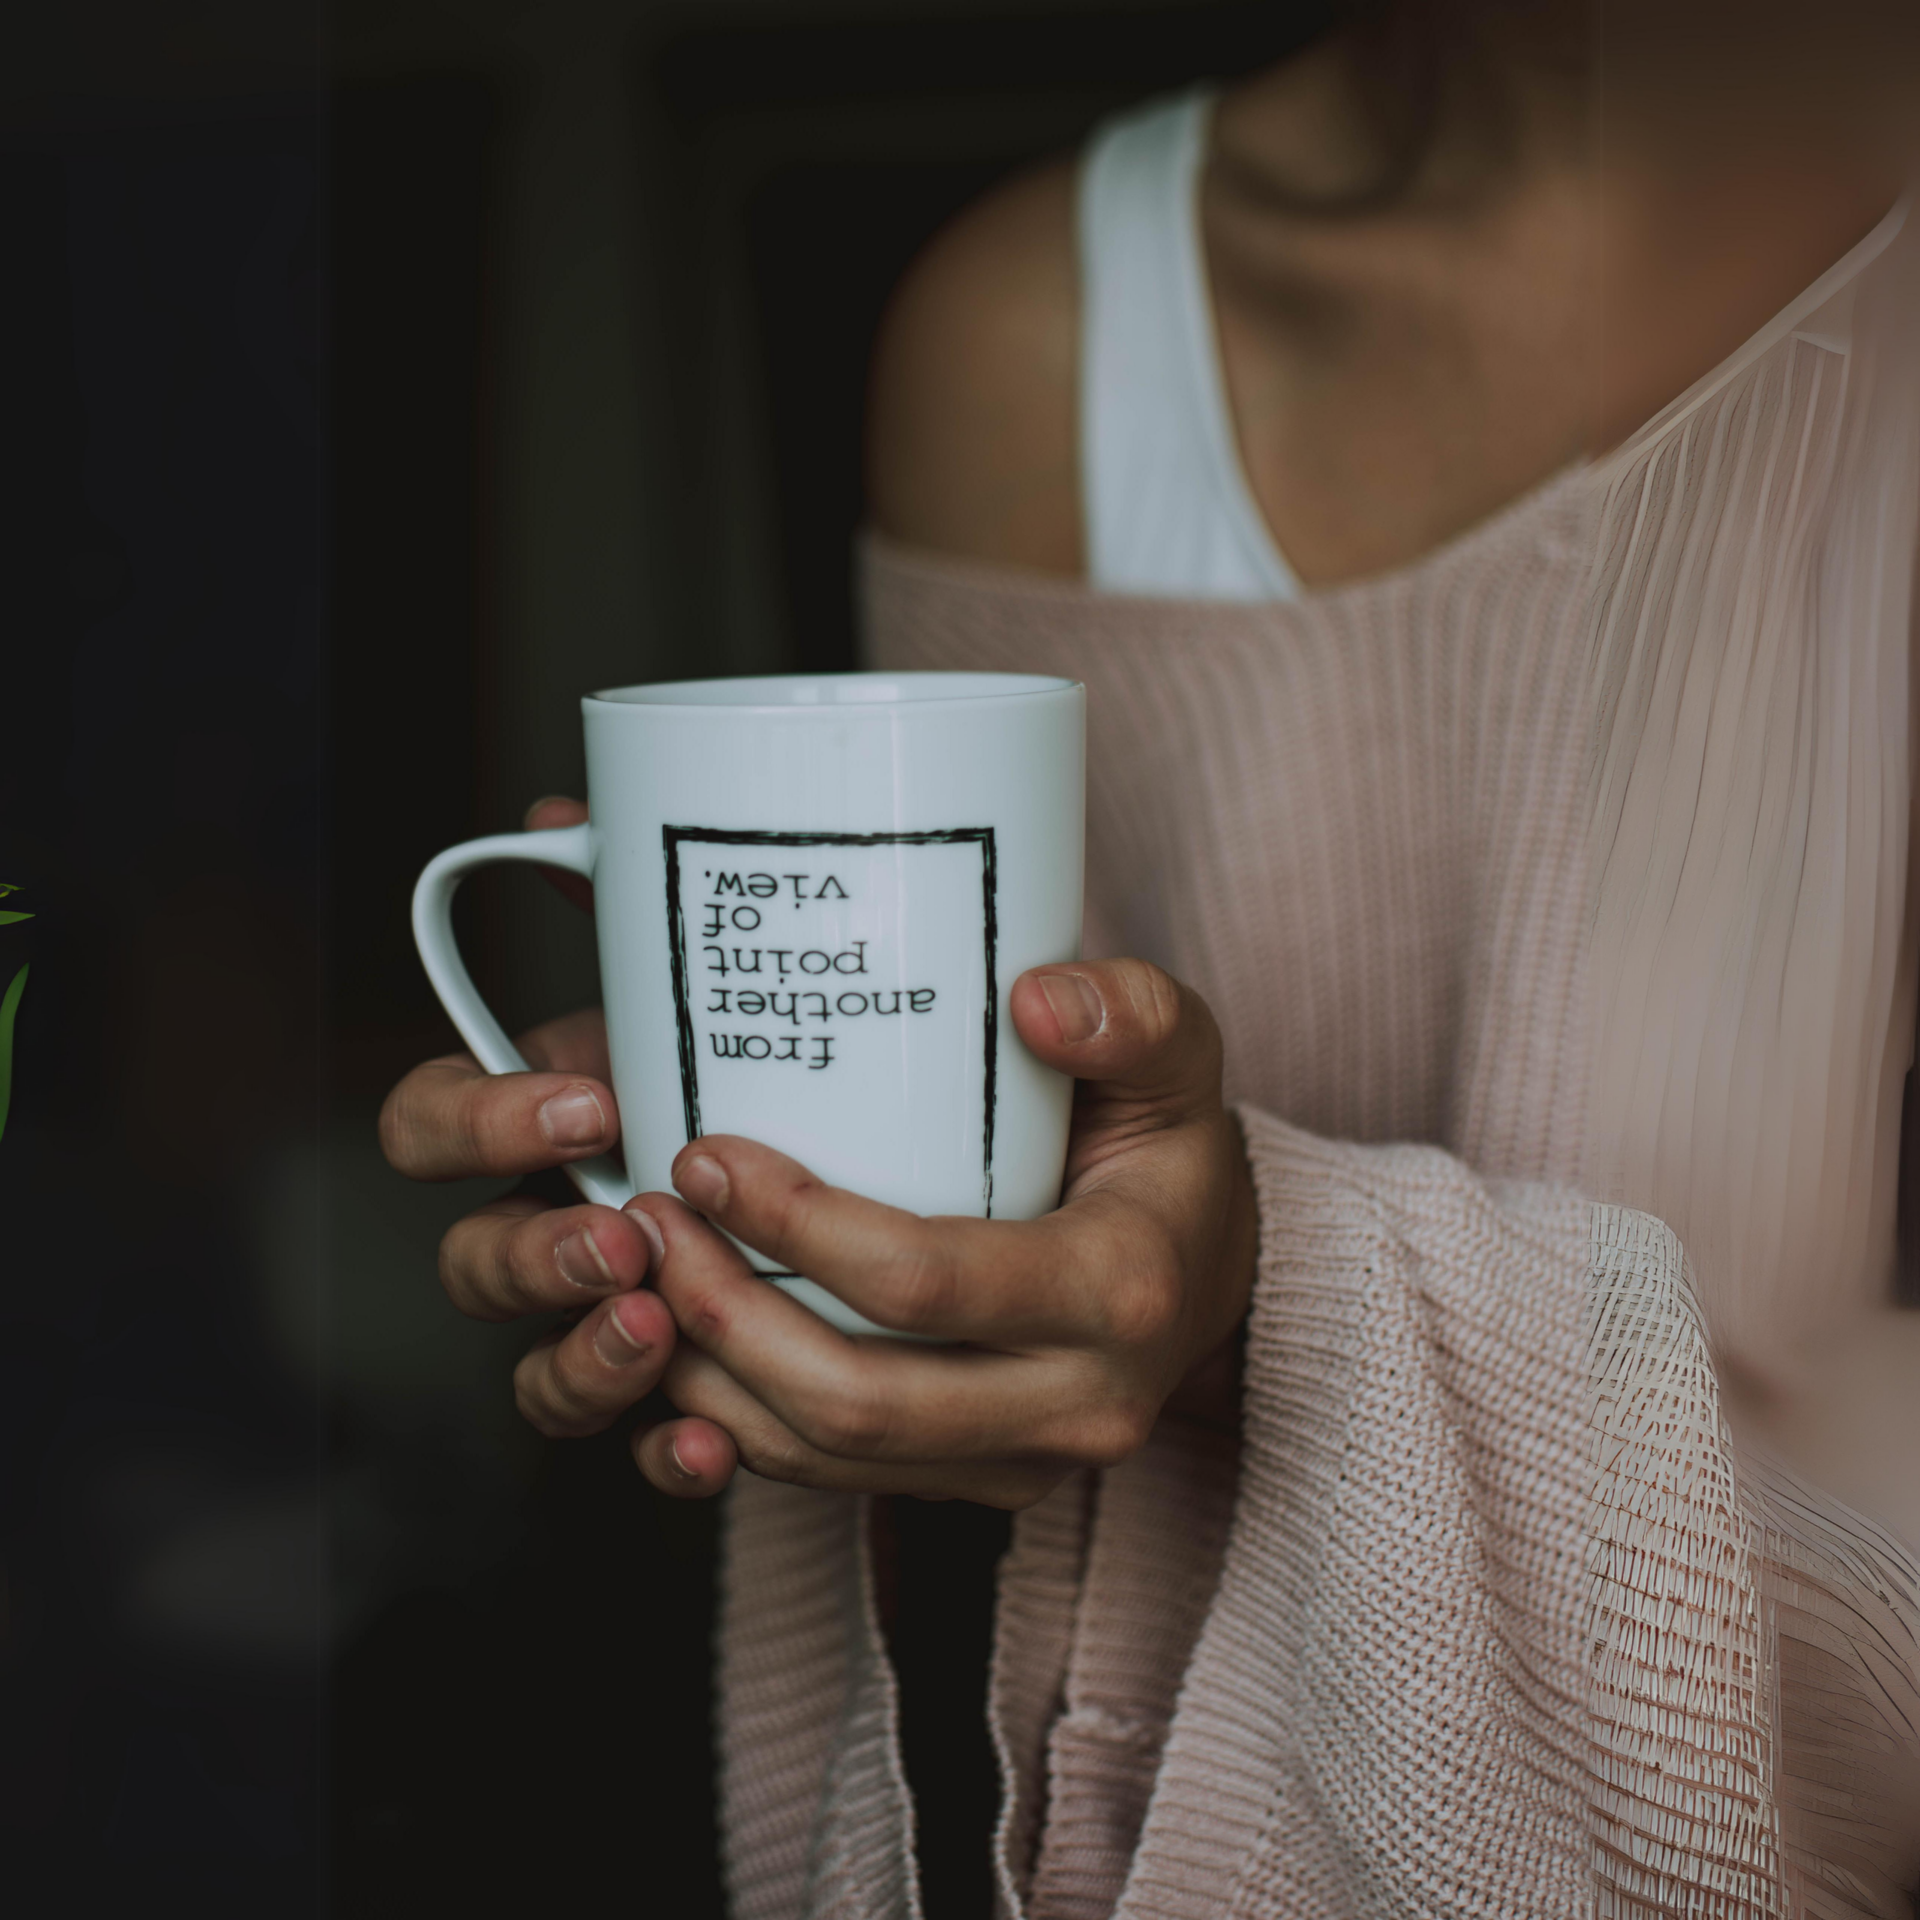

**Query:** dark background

left=0, top=2, right=1327, bottom=1913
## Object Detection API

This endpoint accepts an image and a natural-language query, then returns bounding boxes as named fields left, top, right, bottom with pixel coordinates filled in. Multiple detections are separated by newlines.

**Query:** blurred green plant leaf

left=0, top=962, right=26, bottom=1142
left=0, top=911, right=32, bottom=925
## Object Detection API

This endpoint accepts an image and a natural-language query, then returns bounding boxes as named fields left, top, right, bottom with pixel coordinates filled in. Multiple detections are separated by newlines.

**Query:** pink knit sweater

left=713, top=198, right=1920, bottom=1917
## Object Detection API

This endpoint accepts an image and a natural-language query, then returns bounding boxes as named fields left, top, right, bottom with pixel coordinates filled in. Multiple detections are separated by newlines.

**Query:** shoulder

left=864, top=156, right=1081, bottom=576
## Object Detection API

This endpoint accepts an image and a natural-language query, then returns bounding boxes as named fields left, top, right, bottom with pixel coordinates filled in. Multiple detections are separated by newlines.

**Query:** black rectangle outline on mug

left=663, top=826, right=999, bottom=1280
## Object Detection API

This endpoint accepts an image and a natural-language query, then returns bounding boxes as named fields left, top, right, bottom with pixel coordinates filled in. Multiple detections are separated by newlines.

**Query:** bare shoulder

left=864, top=156, right=1081, bottom=575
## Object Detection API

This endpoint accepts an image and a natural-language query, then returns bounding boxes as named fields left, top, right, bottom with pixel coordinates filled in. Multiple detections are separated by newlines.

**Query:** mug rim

left=586, top=670, right=1081, bottom=713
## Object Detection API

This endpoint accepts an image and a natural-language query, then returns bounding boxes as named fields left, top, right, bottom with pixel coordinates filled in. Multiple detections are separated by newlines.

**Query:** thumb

left=1011, top=959, right=1223, bottom=1112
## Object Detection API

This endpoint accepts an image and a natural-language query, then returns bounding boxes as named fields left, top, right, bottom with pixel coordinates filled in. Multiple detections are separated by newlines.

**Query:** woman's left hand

left=624, top=958, right=1257, bottom=1508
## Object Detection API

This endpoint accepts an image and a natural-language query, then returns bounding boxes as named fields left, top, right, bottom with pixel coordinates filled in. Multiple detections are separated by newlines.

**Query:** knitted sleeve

left=992, top=1113, right=1919, bottom=1920
left=711, top=1109, right=1920, bottom=1920
left=989, top=1108, right=1595, bottom=1918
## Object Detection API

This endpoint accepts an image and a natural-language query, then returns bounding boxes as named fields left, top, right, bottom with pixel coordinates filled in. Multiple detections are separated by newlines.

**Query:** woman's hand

left=631, top=958, right=1257, bottom=1509
left=378, top=797, right=681, bottom=1440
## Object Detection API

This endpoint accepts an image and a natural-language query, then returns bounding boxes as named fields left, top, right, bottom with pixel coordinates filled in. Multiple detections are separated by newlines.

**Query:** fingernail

left=668, top=1432, right=699, bottom=1480
left=539, top=1086, right=606, bottom=1149
left=623, top=1203, right=667, bottom=1273
left=1038, top=971, right=1104, bottom=1045
left=556, top=1227, right=615, bottom=1291
left=593, top=1294, right=653, bottom=1368
left=523, top=794, right=570, bottom=828
left=675, top=1153, right=729, bottom=1213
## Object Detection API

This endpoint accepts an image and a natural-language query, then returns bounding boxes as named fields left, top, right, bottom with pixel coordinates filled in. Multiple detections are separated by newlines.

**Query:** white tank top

left=1078, top=89, right=1303, bottom=602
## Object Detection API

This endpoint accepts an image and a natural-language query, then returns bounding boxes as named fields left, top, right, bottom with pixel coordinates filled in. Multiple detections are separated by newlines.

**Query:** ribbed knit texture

left=711, top=195, right=1920, bottom=1917
left=1584, top=198, right=1920, bottom=1374
left=718, top=1480, right=919, bottom=1918
left=1585, top=1208, right=1784, bottom=1913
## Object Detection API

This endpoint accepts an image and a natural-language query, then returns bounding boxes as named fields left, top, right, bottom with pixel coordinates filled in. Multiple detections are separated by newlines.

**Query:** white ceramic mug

left=412, top=671, right=1085, bottom=1336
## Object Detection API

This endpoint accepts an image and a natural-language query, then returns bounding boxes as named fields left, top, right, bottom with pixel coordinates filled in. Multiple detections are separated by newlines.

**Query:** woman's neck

left=1203, top=18, right=1910, bottom=585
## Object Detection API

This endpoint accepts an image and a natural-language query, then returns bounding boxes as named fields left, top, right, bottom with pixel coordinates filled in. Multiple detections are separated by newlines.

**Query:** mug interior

left=589, top=671, right=1077, bottom=710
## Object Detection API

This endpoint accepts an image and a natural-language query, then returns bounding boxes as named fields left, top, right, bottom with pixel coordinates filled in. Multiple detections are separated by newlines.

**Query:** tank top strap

left=1077, top=88, right=1301, bottom=602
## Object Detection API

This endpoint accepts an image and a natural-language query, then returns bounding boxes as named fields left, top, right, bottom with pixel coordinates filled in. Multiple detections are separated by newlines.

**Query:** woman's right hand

left=376, top=797, right=694, bottom=1456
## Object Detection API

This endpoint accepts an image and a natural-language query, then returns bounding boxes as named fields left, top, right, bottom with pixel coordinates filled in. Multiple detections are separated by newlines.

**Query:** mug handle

left=411, top=822, right=632, bottom=1209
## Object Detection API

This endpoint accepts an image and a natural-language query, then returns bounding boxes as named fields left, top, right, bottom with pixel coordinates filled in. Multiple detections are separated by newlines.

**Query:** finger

left=513, top=1005, right=611, bottom=1080
left=657, top=1346, right=1067, bottom=1508
left=379, top=1053, right=619, bottom=1180
left=664, top=1140, right=1135, bottom=1344
left=524, top=795, right=587, bottom=829
left=523, top=795, right=594, bottom=912
left=631, top=1416, right=738, bottom=1499
left=513, top=1286, right=676, bottom=1439
left=1009, top=959, right=1222, bottom=1114
left=439, top=1196, right=663, bottom=1322
left=635, top=1193, right=1151, bottom=1462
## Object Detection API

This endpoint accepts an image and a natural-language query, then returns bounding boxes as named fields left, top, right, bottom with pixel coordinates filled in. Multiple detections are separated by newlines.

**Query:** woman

left=381, top=0, right=1920, bottom=1910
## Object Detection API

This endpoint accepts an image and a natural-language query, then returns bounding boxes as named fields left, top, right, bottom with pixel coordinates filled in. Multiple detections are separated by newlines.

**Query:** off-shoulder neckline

left=868, top=178, right=1912, bottom=612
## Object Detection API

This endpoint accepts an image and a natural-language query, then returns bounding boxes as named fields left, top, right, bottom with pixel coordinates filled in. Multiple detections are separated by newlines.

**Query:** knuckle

left=514, top=1390, right=560, bottom=1439
left=457, top=1080, right=507, bottom=1171
left=1111, top=961, right=1220, bottom=1088
left=437, top=1223, right=496, bottom=1321
left=512, top=1358, right=568, bottom=1437
left=1128, top=961, right=1186, bottom=1048
left=883, top=1236, right=961, bottom=1332
left=1072, top=1397, right=1156, bottom=1470
left=794, top=1375, right=893, bottom=1458
left=675, top=1281, right=731, bottom=1351
left=438, top=1214, right=533, bottom=1324
left=504, top=1213, right=562, bottom=1310
left=1106, top=1257, right=1183, bottom=1351
left=737, top=1427, right=812, bottom=1487
left=763, top=1167, right=826, bottom=1257
left=514, top=1347, right=598, bottom=1438
left=376, top=1087, right=409, bottom=1168
left=435, top=1229, right=471, bottom=1313
left=1086, top=1224, right=1182, bottom=1348
left=378, top=1079, right=435, bottom=1175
